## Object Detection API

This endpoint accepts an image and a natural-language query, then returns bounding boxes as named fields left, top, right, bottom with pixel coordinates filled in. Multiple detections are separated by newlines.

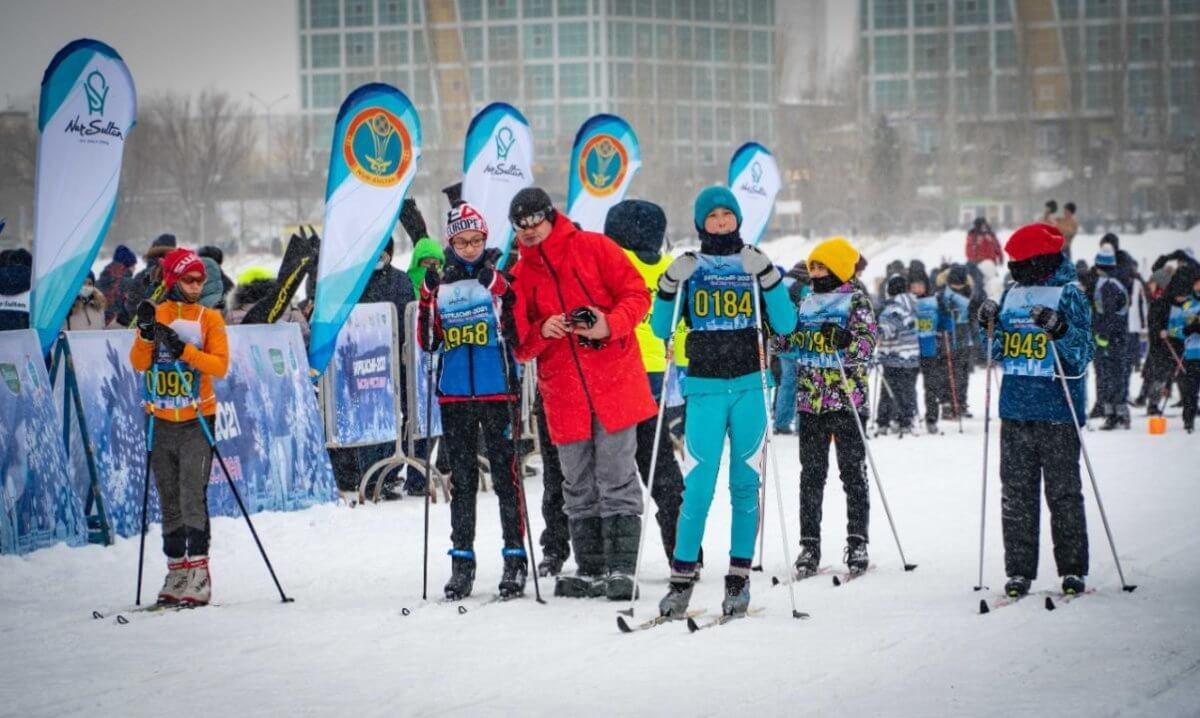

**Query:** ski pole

left=942, top=332, right=964, bottom=433
left=176, top=362, right=294, bottom=603
left=494, top=298, right=546, bottom=605
left=420, top=302, right=436, bottom=602
left=834, top=350, right=918, bottom=572
left=1048, top=341, right=1137, bottom=593
left=619, top=290, right=683, bottom=618
left=751, top=281, right=807, bottom=619
left=974, top=320, right=995, bottom=592
left=1163, top=335, right=1185, bottom=378
left=135, top=367, right=158, bottom=606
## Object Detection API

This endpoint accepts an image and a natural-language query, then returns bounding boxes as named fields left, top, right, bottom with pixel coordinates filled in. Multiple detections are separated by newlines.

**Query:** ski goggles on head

left=511, top=211, right=548, bottom=230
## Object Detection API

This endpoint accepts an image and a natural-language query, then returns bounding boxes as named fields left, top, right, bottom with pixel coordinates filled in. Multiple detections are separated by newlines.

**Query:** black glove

left=820, top=322, right=853, bottom=351
left=977, top=299, right=1000, bottom=330
left=1031, top=304, right=1068, bottom=340
left=477, top=266, right=508, bottom=296
left=477, top=266, right=494, bottom=289
left=155, top=323, right=186, bottom=359
left=399, top=198, right=428, bottom=245
left=421, top=269, right=440, bottom=296
left=1184, top=318, right=1200, bottom=336
left=136, top=300, right=157, bottom=341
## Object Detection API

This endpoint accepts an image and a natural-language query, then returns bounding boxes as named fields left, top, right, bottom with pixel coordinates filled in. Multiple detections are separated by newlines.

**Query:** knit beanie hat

left=885, top=274, right=907, bottom=297
left=806, top=236, right=860, bottom=284
left=1095, top=245, right=1117, bottom=268
left=113, top=244, right=137, bottom=268
left=693, top=186, right=742, bottom=231
left=445, top=201, right=489, bottom=243
left=161, top=248, right=206, bottom=289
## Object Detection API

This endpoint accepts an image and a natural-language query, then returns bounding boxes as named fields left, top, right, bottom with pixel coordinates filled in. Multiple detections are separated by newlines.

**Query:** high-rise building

left=296, top=0, right=777, bottom=196
left=858, top=0, right=1200, bottom=220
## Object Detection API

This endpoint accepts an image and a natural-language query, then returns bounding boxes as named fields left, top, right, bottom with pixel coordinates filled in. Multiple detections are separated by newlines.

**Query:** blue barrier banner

left=325, top=302, right=399, bottom=447
left=0, top=329, right=86, bottom=554
left=63, top=323, right=336, bottom=539
left=405, top=302, right=442, bottom=439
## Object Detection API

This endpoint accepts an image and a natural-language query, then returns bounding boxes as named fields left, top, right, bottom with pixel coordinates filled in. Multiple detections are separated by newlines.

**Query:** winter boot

left=1061, top=575, right=1086, bottom=595
left=1099, top=415, right=1122, bottom=431
left=721, top=574, right=751, bottom=617
left=537, top=552, right=566, bottom=578
left=554, top=517, right=606, bottom=598
left=443, top=550, right=476, bottom=600
left=658, top=570, right=696, bottom=619
left=1005, top=576, right=1031, bottom=598
left=498, top=548, right=528, bottom=599
left=925, top=418, right=939, bottom=435
left=844, top=536, right=869, bottom=575
left=157, top=558, right=189, bottom=605
left=794, top=541, right=820, bottom=578
left=179, top=556, right=211, bottom=606
left=603, top=514, right=641, bottom=601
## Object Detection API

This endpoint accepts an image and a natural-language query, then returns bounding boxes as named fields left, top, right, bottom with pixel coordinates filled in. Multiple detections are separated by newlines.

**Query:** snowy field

left=2, top=373, right=1199, bottom=717
left=14, top=226, right=1196, bottom=717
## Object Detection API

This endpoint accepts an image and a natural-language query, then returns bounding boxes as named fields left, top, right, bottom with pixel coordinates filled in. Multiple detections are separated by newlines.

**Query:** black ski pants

left=441, top=400, right=523, bottom=553
left=1181, top=361, right=1200, bottom=429
left=798, top=409, right=870, bottom=553
left=920, top=357, right=947, bottom=424
left=535, top=394, right=571, bottom=561
left=1000, top=420, right=1089, bottom=579
left=876, top=366, right=919, bottom=428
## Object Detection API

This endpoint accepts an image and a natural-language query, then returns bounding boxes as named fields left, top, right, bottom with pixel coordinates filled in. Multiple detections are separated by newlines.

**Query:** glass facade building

left=297, top=0, right=777, bottom=169
left=859, top=0, right=1199, bottom=140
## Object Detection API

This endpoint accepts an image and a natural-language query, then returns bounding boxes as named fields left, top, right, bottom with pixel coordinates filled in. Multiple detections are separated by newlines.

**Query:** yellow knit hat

left=806, top=236, right=860, bottom=284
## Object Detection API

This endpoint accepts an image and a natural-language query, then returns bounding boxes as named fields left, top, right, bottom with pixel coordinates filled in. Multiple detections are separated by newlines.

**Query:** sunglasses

left=452, top=236, right=486, bottom=249
left=177, top=274, right=205, bottom=287
left=511, top=211, right=547, bottom=230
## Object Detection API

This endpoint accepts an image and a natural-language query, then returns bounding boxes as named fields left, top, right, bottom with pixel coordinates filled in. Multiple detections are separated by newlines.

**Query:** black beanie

left=604, top=199, right=666, bottom=262
left=509, top=187, right=555, bottom=223
left=947, top=265, right=968, bottom=286
left=886, top=274, right=907, bottom=297
left=152, top=233, right=177, bottom=249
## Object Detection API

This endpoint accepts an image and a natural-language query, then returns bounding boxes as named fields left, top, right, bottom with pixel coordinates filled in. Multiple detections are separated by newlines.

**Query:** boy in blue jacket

left=650, top=187, right=796, bottom=618
left=977, top=223, right=1093, bottom=598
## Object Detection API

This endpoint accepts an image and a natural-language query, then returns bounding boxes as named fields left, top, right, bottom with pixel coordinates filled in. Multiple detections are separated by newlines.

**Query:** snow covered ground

left=2, top=371, right=1199, bottom=717
left=33, top=226, right=1200, bottom=716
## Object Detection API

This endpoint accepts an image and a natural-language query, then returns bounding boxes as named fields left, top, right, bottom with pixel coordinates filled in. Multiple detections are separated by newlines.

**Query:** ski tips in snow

left=832, top=575, right=842, bottom=587
left=791, top=609, right=810, bottom=619
left=978, top=599, right=990, bottom=615
left=1045, top=596, right=1056, bottom=611
left=904, top=564, right=918, bottom=572
left=972, top=585, right=988, bottom=592
left=1122, top=584, right=1138, bottom=593
left=751, top=565, right=764, bottom=572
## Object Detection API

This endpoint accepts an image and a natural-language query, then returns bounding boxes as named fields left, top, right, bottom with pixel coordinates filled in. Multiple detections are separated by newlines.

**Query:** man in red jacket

left=509, top=187, right=658, bottom=601
left=966, top=217, right=1004, bottom=265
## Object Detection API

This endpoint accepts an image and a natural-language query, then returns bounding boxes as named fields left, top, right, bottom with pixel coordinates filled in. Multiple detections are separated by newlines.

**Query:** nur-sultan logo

left=343, top=107, right=411, bottom=188
left=84, top=70, right=108, bottom=116
left=751, top=161, right=763, bottom=185
left=578, top=134, right=628, bottom=198
left=495, top=126, right=515, bottom=160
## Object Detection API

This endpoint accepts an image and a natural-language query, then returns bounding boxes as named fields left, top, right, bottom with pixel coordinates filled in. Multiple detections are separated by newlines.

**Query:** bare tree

left=148, top=90, right=256, bottom=247
left=274, top=115, right=322, bottom=225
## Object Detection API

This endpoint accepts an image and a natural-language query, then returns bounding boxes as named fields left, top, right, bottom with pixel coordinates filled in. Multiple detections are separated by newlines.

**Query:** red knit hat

left=1005, top=223, right=1064, bottom=263
left=161, top=248, right=206, bottom=289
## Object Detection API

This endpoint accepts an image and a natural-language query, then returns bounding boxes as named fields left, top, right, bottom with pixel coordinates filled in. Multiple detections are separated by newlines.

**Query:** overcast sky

left=0, top=0, right=300, bottom=113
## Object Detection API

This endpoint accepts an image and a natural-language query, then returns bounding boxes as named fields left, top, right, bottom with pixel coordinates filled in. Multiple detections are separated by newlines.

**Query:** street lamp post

left=249, top=92, right=289, bottom=256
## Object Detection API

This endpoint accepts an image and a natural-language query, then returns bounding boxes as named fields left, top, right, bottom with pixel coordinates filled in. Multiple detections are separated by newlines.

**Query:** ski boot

left=794, top=541, right=820, bottom=578
left=1004, top=576, right=1031, bottom=598
left=876, top=423, right=890, bottom=437
left=1061, top=575, right=1086, bottom=595
left=498, top=548, right=528, bottom=599
left=179, top=556, right=211, bottom=606
left=537, top=552, right=566, bottom=578
left=157, top=558, right=189, bottom=605
left=721, top=574, right=750, bottom=617
left=1099, top=415, right=1121, bottom=431
left=844, top=536, right=869, bottom=575
left=554, top=517, right=607, bottom=598
left=658, top=570, right=696, bottom=619
left=603, top=515, right=640, bottom=602
left=444, top=550, right=476, bottom=600
left=925, top=419, right=939, bottom=435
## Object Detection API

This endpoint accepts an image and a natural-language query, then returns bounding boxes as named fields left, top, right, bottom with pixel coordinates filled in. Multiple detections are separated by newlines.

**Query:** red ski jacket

left=512, top=213, right=657, bottom=445
left=966, top=229, right=1004, bottom=265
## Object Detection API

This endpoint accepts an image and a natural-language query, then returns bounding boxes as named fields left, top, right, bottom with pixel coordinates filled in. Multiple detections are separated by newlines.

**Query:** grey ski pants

left=556, top=415, right=644, bottom=520
left=151, top=418, right=214, bottom=558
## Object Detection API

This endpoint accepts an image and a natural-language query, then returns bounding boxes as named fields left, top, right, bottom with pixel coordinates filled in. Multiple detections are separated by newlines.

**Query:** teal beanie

left=693, top=186, right=743, bottom=231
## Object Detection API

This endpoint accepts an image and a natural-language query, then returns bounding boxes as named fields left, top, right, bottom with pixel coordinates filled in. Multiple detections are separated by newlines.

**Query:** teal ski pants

left=672, top=386, right=766, bottom=565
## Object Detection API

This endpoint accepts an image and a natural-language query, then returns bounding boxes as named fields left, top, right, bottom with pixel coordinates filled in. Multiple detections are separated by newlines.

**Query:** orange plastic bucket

left=1148, top=416, right=1167, bottom=435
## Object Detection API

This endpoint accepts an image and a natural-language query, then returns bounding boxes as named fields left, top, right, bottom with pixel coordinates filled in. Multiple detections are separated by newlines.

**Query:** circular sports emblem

left=343, top=108, right=410, bottom=187
left=578, top=134, right=627, bottom=198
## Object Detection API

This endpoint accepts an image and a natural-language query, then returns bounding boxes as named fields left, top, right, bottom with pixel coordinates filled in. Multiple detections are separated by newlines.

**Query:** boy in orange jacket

left=130, top=247, right=229, bottom=606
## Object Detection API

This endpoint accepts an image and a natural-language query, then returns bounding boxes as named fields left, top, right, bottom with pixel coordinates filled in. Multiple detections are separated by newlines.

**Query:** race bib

left=688, top=255, right=755, bottom=332
left=999, top=286, right=1063, bottom=378
left=794, top=292, right=852, bottom=368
